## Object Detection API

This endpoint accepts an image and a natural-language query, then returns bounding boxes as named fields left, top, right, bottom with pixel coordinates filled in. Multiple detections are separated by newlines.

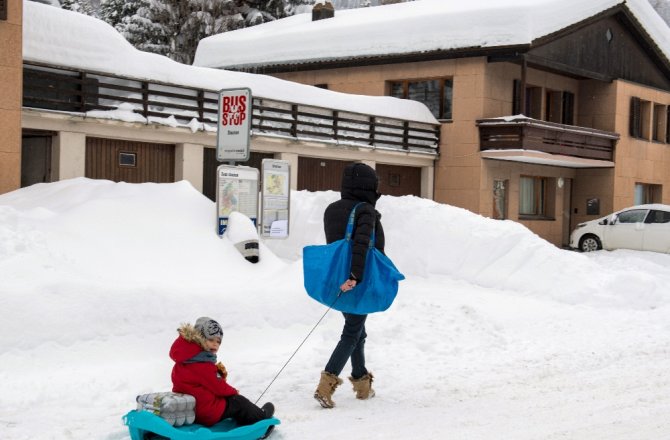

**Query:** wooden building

left=3, top=2, right=440, bottom=203
left=194, top=0, right=670, bottom=247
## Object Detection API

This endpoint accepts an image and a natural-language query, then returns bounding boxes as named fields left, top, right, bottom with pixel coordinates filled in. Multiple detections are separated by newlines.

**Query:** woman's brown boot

left=314, top=371, right=343, bottom=408
left=349, top=372, right=375, bottom=400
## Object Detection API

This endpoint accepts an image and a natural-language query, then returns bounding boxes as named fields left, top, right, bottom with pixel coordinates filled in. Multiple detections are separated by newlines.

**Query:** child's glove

left=216, top=362, right=228, bottom=380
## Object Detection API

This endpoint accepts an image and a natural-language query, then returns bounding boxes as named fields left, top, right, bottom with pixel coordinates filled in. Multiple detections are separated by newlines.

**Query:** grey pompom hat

left=194, top=316, right=223, bottom=340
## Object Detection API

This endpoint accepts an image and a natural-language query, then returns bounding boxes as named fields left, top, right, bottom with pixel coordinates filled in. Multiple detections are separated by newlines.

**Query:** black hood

left=340, top=163, right=379, bottom=206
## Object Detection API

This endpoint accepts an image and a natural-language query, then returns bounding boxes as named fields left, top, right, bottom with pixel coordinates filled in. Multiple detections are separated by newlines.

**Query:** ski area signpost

left=216, top=88, right=252, bottom=162
left=260, top=159, right=291, bottom=239
left=216, top=165, right=259, bottom=237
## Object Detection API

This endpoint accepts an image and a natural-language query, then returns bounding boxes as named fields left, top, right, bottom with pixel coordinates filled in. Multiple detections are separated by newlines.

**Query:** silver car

left=569, top=204, right=670, bottom=253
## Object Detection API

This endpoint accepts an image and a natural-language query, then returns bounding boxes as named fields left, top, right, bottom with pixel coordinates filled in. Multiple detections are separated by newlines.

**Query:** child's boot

left=261, top=402, right=274, bottom=418
left=314, top=371, right=343, bottom=408
left=349, top=372, right=375, bottom=400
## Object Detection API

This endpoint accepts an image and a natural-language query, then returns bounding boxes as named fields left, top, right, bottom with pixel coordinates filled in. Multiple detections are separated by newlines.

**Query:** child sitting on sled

left=169, top=316, right=275, bottom=433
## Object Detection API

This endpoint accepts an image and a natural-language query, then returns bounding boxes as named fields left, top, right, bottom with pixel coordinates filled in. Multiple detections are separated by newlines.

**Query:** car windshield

left=615, top=209, right=648, bottom=224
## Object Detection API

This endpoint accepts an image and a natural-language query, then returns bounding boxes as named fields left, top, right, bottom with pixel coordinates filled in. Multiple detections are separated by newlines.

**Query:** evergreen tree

left=99, top=0, right=140, bottom=28
left=242, top=0, right=288, bottom=25
left=128, top=0, right=246, bottom=64
left=61, top=0, right=97, bottom=16
left=117, top=0, right=170, bottom=57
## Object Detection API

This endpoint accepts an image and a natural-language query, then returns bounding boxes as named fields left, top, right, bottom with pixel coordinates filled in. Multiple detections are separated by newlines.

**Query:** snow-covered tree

left=99, top=0, right=141, bottom=28
left=61, top=0, right=97, bottom=16
left=122, top=0, right=246, bottom=64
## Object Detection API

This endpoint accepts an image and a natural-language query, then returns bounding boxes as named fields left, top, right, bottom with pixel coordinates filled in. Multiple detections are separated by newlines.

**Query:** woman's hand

left=340, top=279, right=357, bottom=292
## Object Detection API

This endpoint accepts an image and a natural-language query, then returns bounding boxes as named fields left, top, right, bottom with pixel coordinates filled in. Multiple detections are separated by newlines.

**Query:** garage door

left=85, top=137, right=175, bottom=183
left=376, top=163, right=421, bottom=197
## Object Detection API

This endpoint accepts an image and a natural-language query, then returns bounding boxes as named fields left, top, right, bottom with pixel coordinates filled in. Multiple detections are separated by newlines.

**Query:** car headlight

left=575, top=223, right=587, bottom=229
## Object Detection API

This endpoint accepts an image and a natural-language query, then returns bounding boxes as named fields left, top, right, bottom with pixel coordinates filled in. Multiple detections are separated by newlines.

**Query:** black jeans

left=221, top=394, right=266, bottom=426
left=324, top=312, right=368, bottom=379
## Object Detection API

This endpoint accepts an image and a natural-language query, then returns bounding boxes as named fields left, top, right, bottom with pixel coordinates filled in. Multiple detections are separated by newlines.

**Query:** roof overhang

left=481, top=149, right=614, bottom=168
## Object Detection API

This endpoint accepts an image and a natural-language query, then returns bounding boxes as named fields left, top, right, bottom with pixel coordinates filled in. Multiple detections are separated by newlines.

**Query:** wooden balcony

left=477, top=116, right=618, bottom=161
left=22, top=63, right=440, bottom=154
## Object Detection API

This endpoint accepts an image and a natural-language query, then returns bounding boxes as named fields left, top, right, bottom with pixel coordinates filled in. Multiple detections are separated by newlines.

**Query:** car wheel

left=579, top=234, right=602, bottom=252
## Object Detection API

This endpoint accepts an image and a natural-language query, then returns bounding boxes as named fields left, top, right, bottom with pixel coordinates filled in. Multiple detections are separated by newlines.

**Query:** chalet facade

left=195, top=0, right=670, bottom=247
left=1, top=2, right=440, bottom=202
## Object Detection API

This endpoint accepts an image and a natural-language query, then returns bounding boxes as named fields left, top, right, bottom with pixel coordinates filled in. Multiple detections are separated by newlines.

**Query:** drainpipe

left=520, top=55, right=527, bottom=116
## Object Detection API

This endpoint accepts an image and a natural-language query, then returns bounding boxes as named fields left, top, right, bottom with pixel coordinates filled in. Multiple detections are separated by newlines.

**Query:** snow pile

left=2, top=179, right=670, bottom=439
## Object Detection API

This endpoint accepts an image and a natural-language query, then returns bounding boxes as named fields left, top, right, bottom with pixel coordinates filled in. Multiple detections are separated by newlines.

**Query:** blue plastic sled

left=123, top=410, right=280, bottom=440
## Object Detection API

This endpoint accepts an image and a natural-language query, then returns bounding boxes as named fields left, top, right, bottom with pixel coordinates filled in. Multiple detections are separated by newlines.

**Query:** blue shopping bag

left=303, top=203, right=404, bottom=314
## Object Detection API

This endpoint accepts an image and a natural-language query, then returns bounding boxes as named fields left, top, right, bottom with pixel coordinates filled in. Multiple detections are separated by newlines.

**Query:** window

left=514, top=81, right=573, bottom=123
left=615, top=209, right=648, bottom=224
left=493, top=179, right=507, bottom=220
left=519, top=176, right=547, bottom=216
left=634, top=183, right=661, bottom=204
left=390, top=78, right=452, bottom=120
left=645, top=210, right=670, bottom=224
left=653, top=104, right=667, bottom=142
left=630, top=97, right=652, bottom=139
left=119, top=152, right=137, bottom=167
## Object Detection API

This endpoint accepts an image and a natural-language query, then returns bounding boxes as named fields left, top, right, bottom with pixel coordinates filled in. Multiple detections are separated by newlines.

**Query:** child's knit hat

left=194, top=317, right=223, bottom=340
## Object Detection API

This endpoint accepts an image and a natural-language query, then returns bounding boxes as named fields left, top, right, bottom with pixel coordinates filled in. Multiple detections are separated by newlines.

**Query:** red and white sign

left=216, top=88, right=252, bottom=162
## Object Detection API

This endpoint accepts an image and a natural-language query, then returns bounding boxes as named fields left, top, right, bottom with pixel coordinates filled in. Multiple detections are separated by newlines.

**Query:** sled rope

left=254, top=291, right=343, bottom=405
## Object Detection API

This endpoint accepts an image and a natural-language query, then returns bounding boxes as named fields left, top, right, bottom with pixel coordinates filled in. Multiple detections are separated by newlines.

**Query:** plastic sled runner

left=123, top=410, right=280, bottom=440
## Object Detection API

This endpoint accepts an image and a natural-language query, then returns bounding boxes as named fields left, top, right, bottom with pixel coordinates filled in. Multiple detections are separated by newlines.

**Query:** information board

left=216, top=88, right=252, bottom=162
left=260, top=159, right=290, bottom=238
left=216, top=165, right=259, bottom=236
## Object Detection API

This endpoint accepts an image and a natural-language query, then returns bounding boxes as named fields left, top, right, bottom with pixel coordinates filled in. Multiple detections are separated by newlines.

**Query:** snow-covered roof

left=22, top=1, right=438, bottom=125
left=193, top=0, right=670, bottom=71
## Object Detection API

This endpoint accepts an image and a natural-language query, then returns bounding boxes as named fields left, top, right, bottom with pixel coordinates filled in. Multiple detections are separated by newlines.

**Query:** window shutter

left=512, top=80, right=521, bottom=115
left=562, top=92, right=574, bottom=125
left=0, top=0, right=6, bottom=20
left=630, top=97, right=641, bottom=138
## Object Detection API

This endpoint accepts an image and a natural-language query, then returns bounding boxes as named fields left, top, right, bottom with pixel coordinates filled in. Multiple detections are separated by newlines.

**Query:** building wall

left=611, top=80, right=670, bottom=209
left=0, top=0, right=22, bottom=194
left=21, top=109, right=435, bottom=196
left=276, top=57, right=485, bottom=211
left=275, top=59, right=591, bottom=246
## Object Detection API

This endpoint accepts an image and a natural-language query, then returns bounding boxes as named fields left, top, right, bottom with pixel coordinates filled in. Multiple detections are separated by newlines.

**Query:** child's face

left=204, top=337, right=221, bottom=354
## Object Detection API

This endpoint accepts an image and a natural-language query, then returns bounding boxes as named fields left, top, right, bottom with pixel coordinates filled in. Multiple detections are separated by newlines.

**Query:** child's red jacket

left=170, top=324, right=238, bottom=426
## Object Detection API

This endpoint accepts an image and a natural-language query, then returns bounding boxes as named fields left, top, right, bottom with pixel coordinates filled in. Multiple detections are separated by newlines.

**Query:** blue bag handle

left=345, top=202, right=376, bottom=248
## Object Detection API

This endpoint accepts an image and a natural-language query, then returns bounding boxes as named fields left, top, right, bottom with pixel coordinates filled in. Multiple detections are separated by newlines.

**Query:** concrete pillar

left=175, top=143, right=204, bottom=192
left=421, top=165, right=434, bottom=199
left=278, top=152, right=298, bottom=190
left=361, top=159, right=376, bottom=170
left=52, top=131, right=86, bottom=180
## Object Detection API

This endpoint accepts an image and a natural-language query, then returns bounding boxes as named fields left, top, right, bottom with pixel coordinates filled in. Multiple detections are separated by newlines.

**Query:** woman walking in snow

left=314, top=162, right=385, bottom=408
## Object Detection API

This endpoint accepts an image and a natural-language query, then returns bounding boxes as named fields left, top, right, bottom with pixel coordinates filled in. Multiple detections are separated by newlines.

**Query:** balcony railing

left=477, top=116, right=618, bottom=161
left=22, top=63, right=440, bottom=154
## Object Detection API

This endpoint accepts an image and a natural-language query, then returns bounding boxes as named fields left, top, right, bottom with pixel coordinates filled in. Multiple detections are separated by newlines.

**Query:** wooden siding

left=377, top=163, right=421, bottom=197
left=298, top=157, right=351, bottom=192
left=477, top=117, right=618, bottom=161
left=85, top=137, right=175, bottom=183
left=529, top=14, right=670, bottom=90
left=298, top=157, right=421, bottom=196
left=202, top=149, right=274, bottom=201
